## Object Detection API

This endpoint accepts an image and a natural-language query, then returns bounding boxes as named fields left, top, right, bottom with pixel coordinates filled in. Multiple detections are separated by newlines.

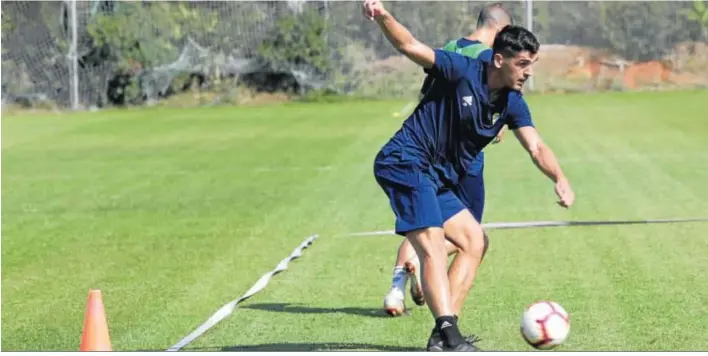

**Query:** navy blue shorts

left=373, top=145, right=484, bottom=236
left=455, top=165, right=485, bottom=223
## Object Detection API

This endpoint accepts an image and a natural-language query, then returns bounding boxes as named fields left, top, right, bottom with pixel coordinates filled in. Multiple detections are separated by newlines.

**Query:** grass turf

left=2, top=90, right=708, bottom=351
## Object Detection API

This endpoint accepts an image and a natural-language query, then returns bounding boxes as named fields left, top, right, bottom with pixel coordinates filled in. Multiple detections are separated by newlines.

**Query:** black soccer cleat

left=454, top=335, right=484, bottom=351
left=426, top=328, right=443, bottom=351
left=446, top=340, right=483, bottom=352
left=427, top=331, right=483, bottom=352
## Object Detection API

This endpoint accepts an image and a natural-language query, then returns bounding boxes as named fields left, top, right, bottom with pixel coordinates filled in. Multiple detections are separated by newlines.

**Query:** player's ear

left=493, top=53, right=504, bottom=69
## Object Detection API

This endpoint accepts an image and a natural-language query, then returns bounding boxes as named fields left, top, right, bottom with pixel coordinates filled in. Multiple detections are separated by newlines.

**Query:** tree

left=596, top=1, right=694, bottom=61
left=680, top=0, right=708, bottom=40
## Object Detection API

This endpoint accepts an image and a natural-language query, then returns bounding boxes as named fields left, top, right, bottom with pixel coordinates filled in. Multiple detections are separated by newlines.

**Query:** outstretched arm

left=363, top=0, right=435, bottom=68
left=513, top=126, right=575, bottom=208
left=513, top=127, right=565, bottom=182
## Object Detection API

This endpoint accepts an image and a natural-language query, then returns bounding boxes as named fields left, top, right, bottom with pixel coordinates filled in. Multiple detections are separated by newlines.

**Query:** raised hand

left=362, top=0, right=386, bottom=20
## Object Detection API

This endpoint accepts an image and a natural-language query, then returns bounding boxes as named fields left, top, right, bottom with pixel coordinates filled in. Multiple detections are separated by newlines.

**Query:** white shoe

left=404, top=260, right=425, bottom=306
left=383, top=287, right=406, bottom=316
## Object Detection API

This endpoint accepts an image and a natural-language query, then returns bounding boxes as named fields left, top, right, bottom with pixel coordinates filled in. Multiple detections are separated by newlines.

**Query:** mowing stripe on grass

left=166, top=234, right=318, bottom=352
left=345, top=218, right=708, bottom=237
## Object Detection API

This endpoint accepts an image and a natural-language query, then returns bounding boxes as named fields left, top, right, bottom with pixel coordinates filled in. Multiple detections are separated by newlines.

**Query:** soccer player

left=383, top=3, right=514, bottom=318
left=363, top=0, right=575, bottom=351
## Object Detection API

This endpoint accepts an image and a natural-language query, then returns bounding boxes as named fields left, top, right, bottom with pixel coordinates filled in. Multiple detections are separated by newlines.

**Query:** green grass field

left=3, top=90, right=708, bottom=351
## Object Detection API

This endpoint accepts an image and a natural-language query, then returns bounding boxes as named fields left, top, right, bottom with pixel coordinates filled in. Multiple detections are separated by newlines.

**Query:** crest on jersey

left=491, top=113, right=501, bottom=124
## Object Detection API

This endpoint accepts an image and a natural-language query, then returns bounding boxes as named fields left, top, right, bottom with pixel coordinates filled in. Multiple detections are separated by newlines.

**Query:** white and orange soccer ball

left=520, top=301, right=570, bottom=350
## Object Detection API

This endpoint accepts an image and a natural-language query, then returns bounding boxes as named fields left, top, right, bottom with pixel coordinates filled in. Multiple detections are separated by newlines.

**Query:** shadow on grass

left=179, top=342, right=421, bottom=351
left=222, top=342, right=422, bottom=351
left=128, top=304, right=418, bottom=351
left=242, top=302, right=402, bottom=318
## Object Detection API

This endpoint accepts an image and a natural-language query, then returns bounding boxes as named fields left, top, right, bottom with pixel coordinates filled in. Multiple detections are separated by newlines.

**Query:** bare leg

left=393, top=238, right=419, bottom=267
left=442, top=209, right=487, bottom=316
left=384, top=229, right=461, bottom=314
left=405, top=227, right=452, bottom=318
left=408, top=227, right=475, bottom=351
left=394, top=236, right=461, bottom=307
left=397, top=237, right=458, bottom=267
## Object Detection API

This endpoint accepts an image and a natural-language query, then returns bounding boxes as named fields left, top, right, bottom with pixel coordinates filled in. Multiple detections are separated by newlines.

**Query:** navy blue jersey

left=418, top=39, right=493, bottom=177
left=393, top=49, right=534, bottom=186
left=419, top=39, right=492, bottom=98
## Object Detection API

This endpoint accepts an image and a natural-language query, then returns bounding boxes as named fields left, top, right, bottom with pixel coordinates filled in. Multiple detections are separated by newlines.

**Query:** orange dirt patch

left=535, top=42, right=707, bottom=91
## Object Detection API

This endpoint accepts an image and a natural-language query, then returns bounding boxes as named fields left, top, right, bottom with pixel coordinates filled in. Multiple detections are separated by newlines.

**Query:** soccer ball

left=520, top=301, right=570, bottom=350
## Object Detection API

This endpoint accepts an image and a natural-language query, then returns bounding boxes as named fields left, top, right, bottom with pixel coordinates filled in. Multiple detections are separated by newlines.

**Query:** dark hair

left=476, top=3, right=514, bottom=29
left=492, top=25, right=540, bottom=58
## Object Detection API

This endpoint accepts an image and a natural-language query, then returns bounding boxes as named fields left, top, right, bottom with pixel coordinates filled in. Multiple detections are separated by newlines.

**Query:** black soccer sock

left=435, top=315, right=464, bottom=347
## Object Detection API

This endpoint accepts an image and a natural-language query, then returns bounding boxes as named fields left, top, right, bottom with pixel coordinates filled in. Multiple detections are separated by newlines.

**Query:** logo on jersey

left=462, top=96, right=473, bottom=107
left=491, top=113, right=501, bottom=124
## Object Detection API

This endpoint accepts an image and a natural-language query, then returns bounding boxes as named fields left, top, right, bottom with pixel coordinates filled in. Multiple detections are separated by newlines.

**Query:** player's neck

left=486, top=65, right=505, bottom=91
left=486, top=66, right=508, bottom=102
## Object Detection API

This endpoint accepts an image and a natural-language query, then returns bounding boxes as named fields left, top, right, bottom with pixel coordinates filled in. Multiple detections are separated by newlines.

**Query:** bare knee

left=454, top=225, right=486, bottom=258
left=481, top=232, right=490, bottom=260
left=406, top=228, right=446, bottom=259
left=443, top=210, right=486, bottom=258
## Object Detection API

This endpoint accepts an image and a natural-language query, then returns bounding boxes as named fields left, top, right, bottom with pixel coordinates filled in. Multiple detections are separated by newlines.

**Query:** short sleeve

left=428, top=49, right=474, bottom=82
left=419, top=74, right=435, bottom=96
left=422, top=40, right=457, bottom=76
left=507, top=94, right=535, bottom=130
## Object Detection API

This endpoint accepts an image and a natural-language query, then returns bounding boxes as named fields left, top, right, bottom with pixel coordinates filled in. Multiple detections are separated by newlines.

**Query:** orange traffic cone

left=79, top=289, right=112, bottom=351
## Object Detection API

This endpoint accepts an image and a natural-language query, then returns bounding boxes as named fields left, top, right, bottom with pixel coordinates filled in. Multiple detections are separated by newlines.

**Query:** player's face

left=498, top=51, right=538, bottom=91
